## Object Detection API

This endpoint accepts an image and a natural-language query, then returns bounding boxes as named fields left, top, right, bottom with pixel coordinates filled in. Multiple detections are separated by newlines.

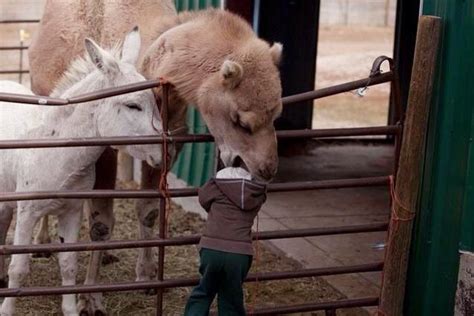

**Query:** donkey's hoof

left=32, top=252, right=52, bottom=259
left=144, top=288, right=170, bottom=295
left=144, top=288, right=157, bottom=295
left=78, top=294, right=107, bottom=316
left=79, top=308, right=106, bottom=316
left=79, top=311, right=106, bottom=316
left=101, top=253, right=119, bottom=266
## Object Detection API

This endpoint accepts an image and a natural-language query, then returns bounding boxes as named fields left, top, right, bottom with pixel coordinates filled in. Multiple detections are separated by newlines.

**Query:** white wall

left=320, top=0, right=397, bottom=27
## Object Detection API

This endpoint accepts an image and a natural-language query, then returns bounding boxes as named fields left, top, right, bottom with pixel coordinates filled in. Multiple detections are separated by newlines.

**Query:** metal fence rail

left=0, top=56, right=401, bottom=315
left=0, top=19, right=40, bottom=24
left=0, top=125, right=401, bottom=149
left=0, top=222, right=389, bottom=255
left=0, top=176, right=390, bottom=202
left=0, top=263, right=384, bottom=296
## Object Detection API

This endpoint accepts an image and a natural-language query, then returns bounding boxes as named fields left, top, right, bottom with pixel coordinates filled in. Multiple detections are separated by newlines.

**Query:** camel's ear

left=84, top=38, right=119, bottom=76
left=122, top=26, right=141, bottom=65
left=221, top=60, right=243, bottom=89
left=269, top=42, right=283, bottom=65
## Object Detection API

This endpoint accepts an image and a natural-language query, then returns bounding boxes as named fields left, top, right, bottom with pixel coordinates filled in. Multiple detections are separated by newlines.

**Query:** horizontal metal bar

left=0, top=72, right=391, bottom=106
left=0, top=46, right=28, bottom=51
left=0, top=70, right=29, bottom=75
left=0, top=126, right=401, bottom=149
left=0, top=223, right=388, bottom=255
left=282, top=72, right=393, bottom=105
left=246, top=262, right=383, bottom=282
left=0, top=19, right=40, bottom=24
left=249, top=297, right=380, bottom=315
left=0, top=176, right=389, bottom=202
left=0, top=263, right=382, bottom=297
left=0, top=79, right=161, bottom=105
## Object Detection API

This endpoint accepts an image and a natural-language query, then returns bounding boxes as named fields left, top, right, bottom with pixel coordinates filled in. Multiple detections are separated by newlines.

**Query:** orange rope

left=375, top=175, right=415, bottom=315
left=153, top=81, right=173, bottom=233
left=158, top=130, right=172, bottom=232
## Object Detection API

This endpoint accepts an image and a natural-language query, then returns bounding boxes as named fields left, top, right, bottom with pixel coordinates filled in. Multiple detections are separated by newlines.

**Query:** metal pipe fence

left=0, top=56, right=402, bottom=315
left=0, top=20, right=40, bottom=24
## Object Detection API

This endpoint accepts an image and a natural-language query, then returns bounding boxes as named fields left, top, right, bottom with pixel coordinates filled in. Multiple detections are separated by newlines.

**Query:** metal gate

left=0, top=18, right=403, bottom=316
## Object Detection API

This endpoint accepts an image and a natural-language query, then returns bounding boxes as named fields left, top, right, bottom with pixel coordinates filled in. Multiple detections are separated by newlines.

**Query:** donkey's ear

left=122, top=26, right=141, bottom=65
left=269, top=42, right=283, bottom=66
left=84, top=38, right=120, bottom=76
left=220, top=60, right=243, bottom=89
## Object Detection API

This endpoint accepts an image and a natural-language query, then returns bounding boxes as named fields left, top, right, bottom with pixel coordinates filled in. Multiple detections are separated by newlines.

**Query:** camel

left=27, top=1, right=283, bottom=314
left=0, top=28, right=162, bottom=316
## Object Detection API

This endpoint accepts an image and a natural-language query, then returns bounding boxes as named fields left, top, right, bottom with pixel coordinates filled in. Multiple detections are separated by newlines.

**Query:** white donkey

left=0, top=28, right=162, bottom=316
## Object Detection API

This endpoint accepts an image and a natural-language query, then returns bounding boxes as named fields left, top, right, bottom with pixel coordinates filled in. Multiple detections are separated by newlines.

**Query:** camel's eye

left=125, top=103, right=142, bottom=111
left=238, top=121, right=252, bottom=135
left=231, top=111, right=252, bottom=134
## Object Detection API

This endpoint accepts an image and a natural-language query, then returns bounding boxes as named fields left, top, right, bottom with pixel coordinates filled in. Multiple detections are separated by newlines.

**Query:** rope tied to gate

left=388, top=175, right=415, bottom=222
left=153, top=80, right=173, bottom=232
left=375, top=175, right=415, bottom=316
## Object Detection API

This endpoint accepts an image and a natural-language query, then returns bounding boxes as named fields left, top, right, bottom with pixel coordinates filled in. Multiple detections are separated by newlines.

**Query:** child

left=184, top=167, right=267, bottom=316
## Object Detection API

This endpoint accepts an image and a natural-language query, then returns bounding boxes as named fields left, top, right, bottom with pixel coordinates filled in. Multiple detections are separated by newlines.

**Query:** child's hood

left=209, top=178, right=267, bottom=211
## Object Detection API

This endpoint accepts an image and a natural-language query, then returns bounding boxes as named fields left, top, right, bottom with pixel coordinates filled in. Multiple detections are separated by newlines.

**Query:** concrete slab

left=262, top=143, right=392, bottom=303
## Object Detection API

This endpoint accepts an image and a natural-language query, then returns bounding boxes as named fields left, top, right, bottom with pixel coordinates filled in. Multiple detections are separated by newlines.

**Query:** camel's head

left=197, top=41, right=283, bottom=182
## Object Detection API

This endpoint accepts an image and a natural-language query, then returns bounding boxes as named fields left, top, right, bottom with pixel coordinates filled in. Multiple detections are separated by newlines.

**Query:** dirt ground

left=1, top=182, right=366, bottom=316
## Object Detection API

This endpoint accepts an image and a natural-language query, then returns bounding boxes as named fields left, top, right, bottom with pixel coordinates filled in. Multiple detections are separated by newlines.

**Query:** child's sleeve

left=198, top=179, right=220, bottom=212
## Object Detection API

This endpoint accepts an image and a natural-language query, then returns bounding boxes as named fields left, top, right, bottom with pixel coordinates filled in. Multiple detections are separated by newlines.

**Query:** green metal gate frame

left=405, top=1, right=474, bottom=315
left=171, top=0, right=220, bottom=186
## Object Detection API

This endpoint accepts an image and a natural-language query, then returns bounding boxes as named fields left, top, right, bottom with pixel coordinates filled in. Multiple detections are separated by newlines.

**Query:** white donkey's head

left=83, top=28, right=162, bottom=167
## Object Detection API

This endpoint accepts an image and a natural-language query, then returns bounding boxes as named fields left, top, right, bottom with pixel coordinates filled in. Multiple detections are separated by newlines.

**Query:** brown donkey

left=27, top=1, right=282, bottom=314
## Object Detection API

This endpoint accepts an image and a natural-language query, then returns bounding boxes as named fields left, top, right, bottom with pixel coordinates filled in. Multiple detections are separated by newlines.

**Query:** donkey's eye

left=125, top=103, right=142, bottom=111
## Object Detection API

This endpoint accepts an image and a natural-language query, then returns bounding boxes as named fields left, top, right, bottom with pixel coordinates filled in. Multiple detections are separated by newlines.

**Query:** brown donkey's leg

left=135, top=161, right=160, bottom=291
left=32, top=216, right=52, bottom=258
left=78, top=148, right=117, bottom=316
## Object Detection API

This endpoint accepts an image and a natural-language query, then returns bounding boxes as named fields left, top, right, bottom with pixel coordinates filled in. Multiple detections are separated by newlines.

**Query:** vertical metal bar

left=156, top=84, right=170, bottom=316
left=391, top=69, right=404, bottom=176
left=391, top=71, right=403, bottom=125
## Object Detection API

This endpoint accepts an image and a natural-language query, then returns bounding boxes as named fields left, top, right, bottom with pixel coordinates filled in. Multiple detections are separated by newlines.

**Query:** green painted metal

left=405, top=1, right=474, bottom=315
left=171, top=0, right=220, bottom=186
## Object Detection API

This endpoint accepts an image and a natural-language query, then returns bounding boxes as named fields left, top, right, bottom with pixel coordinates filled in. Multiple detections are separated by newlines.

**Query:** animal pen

left=0, top=15, right=440, bottom=316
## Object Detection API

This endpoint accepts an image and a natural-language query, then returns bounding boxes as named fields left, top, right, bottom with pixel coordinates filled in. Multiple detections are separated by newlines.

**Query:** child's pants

left=184, top=248, right=252, bottom=316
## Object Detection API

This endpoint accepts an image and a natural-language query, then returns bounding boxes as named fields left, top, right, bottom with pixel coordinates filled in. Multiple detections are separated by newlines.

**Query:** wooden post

left=379, top=16, right=441, bottom=315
